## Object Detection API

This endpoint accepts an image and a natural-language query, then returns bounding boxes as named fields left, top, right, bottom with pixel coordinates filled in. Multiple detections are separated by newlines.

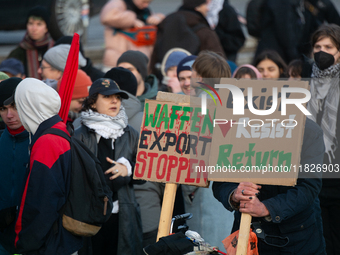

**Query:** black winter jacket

left=74, top=125, right=143, bottom=255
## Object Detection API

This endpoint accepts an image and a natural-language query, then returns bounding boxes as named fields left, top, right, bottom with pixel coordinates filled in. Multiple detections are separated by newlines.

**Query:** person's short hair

left=82, top=93, right=99, bottom=112
left=311, top=24, right=340, bottom=50
left=288, top=59, right=303, bottom=78
left=254, top=50, right=288, bottom=78
left=192, top=51, right=231, bottom=78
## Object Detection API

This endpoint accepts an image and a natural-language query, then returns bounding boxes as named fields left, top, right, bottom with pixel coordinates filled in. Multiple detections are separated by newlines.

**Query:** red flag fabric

left=58, top=33, right=80, bottom=123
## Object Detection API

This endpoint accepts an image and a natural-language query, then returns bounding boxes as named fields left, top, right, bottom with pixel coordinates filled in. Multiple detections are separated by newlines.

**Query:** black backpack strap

left=41, top=128, right=71, bottom=143
left=41, top=128, right=71, bottom=234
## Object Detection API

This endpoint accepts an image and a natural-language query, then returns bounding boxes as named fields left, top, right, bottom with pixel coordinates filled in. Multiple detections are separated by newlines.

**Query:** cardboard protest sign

left=208, top=79, right=309, bottom=186
left=133, top=92, right=214, bottom=187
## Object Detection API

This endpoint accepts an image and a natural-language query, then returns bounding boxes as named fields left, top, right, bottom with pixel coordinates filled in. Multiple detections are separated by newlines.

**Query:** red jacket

left=14, top=115, right=82, bottom=255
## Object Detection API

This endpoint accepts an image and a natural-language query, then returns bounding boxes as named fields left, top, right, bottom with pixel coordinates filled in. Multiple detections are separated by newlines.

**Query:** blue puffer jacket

left=0, top=127, right=29, bottom=210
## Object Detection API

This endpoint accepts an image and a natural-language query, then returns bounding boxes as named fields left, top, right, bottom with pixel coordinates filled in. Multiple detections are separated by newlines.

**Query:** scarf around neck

left=81, top=106, right=128, bottom=142
left=124, top=0, right=151, bottom=22
left=307, top=63, right=340, bottom=162
left=19, top=32, right=54, bottom=79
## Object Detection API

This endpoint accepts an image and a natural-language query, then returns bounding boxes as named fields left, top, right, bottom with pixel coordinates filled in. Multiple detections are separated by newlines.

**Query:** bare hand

left=239, top=196, right=270, bottom=217
left=134, top=19, right=145, bottom=28
left=232, top=182, right=261, bottom=203
left=167, top=77, right=182, bottom=93
left=105, top=157, right=128, bottom=180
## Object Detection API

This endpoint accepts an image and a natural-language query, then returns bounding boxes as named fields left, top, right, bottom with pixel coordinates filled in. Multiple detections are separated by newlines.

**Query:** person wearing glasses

left=38, top=44, right=87, bottom=89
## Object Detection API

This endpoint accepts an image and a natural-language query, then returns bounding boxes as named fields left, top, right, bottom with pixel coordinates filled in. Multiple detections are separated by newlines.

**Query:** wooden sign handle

left=236, top=213, right=252, bottom=255
left=156, top=183, right=178, bottom=241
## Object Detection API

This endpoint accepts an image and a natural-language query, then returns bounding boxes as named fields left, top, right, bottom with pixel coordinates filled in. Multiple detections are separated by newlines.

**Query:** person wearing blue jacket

left=0, top=77, right=29, bottom=255
left=213, top=118, right=326, bottom=254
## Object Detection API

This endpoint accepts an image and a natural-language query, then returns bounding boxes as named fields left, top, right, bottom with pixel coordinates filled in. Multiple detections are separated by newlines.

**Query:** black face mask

left=314, top=51, right=335, bottom=70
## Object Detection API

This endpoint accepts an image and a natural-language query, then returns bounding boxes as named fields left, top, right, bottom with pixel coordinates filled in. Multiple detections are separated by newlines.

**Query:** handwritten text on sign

left=133, top=99, right=213, bottom=187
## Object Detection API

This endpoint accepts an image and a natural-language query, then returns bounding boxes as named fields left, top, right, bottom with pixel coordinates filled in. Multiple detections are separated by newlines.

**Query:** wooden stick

left=156, top=183, right=178, bottom=241
left=236, top=213, right=252, bottom=255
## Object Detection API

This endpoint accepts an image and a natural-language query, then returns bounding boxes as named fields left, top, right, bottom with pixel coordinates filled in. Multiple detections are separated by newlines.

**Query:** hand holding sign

left=232, top=182, right=261, bottom=201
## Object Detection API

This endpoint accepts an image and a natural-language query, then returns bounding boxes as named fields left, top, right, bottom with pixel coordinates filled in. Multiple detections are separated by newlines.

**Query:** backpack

left=153, top=12, right=206, bottom=67
left=44, top=128, right=113, bottom=237
left=246, top=0, right=266, bottom=38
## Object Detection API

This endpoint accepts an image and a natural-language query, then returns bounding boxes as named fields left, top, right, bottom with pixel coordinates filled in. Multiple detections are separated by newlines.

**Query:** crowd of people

left=0, top=0, right=339, bottom=254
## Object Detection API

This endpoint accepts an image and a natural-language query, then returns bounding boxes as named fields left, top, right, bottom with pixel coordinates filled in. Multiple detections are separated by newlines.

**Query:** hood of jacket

left=122, top=91, right=143, bottom=119
left=161, top=48, right=191, bottom=76
left=15, top=78, right=61, bottom=135
left=138, top=74, right=158, bottom=103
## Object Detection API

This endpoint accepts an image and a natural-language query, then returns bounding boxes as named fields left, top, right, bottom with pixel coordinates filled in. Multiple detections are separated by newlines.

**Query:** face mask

left=314, top=51, right=336, bottom=70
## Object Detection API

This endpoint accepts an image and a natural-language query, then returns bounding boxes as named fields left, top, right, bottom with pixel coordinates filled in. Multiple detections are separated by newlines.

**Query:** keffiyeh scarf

left=307, top=63, right=340, bottom=162
left=19, top=32, right=54, bottom=79
left=81, top=106, right=128, bottom=143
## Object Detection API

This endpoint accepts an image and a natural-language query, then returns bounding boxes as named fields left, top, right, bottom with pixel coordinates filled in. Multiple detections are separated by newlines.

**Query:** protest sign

left=133, top=92, right=214, bottom=187
left=208, top=79, right=309, bottom=186
left=133, top=92, right=215, bottom=240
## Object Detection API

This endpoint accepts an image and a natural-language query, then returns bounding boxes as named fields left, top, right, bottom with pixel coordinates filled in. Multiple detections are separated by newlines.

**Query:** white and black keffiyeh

left=81, top=106, right=128, bottom=142
left=307, top=63, right=340, bottom=162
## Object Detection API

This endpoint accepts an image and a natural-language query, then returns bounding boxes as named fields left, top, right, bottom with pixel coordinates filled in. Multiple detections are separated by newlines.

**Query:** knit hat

left=0, top=77, right=22, bottom=107
left=0, top=58, right=25, bottom=76
left=43, top=44, right=87, bottom=72
left=0, top=72, right=10, bottom=81
left=232, top=64, right=262, bottom=79
left=182, top=0, right=207, bottom=9
left=117, top=51, right=149, bottom=80
left=27, top=6, right=50, bottom=28
left=165, top=51, right=189, bottom=73
left=177, top=55, right=197, bottom=78
left=72, top=70, right=92, bottom=99
left=104, top=67, right=138, bottom=96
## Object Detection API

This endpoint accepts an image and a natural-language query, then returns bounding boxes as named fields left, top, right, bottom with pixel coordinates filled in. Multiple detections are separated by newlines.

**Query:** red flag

left=58, top=33, right=80, bottom=123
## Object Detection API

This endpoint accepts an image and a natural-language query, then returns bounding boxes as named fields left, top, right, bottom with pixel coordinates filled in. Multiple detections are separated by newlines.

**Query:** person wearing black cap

left=0, top=78, right=29, bottom=255
left=7, top=5, right=54, bottom=80
left=74, top=78, right=143, bottom=255
left=117, top=50, right=158, bottom=109
left=104, top=67, right=143, bottom=133
left=104, top=66, right=163, bottom=248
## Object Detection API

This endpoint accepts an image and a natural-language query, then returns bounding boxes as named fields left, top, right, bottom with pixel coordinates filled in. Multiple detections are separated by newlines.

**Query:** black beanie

left=104, top=67, right=138, bottom=96
left=0, top=77, right=22, bottom=107
left=117, top=51, right=149, bottom=81
left=26, top=6, right=50, bottom=28
left=182, top=0, right=207, bottom=9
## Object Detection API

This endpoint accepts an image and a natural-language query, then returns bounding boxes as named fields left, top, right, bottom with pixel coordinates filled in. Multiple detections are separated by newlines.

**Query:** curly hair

left=81, top=93, right=99, bottom=112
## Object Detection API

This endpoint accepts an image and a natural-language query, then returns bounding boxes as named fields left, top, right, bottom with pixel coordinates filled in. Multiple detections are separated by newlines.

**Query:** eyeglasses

left=39, top=65, right=53, bottom=70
